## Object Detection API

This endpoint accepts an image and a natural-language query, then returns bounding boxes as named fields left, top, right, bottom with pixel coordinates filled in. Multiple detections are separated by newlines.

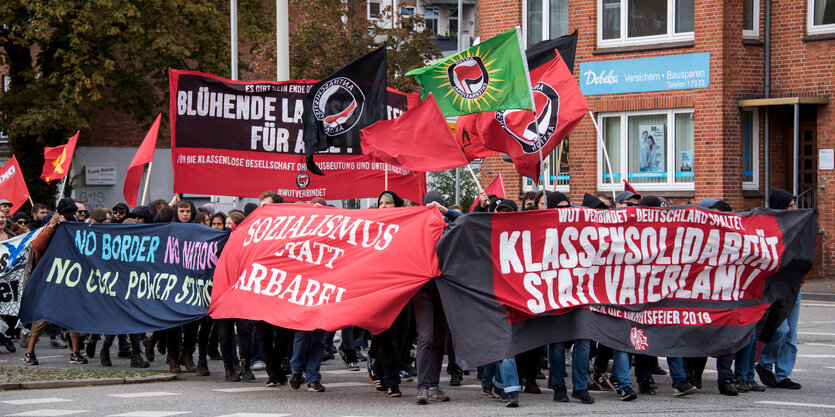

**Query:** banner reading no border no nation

left=436, top=207, right=817, bottom=367
left=20, top=223, right=229, bottom=334
left=169, top=69, right=425, bottom=203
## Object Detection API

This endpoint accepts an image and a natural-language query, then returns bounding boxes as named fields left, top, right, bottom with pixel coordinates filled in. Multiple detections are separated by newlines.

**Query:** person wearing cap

left=111, top=203, right=132, bottom=223
left=615, top=191, right=641, bottom=208
left=11, top=212, right=29, bottom=235
left=697, top=197, right=719, bottom=209
left=582, top=194, right=608, bottom=210
left=756, top=189, right=802, bottom=390
left=0, top=199, right=12, bottom=217
left=494, top=199, right=518, bottom=213
left=637, top=196, right=662, bottom=207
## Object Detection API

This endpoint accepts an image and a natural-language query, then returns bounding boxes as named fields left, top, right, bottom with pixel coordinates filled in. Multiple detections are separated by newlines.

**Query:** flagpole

left=141, top=161, right=154, bottom=207
left=465, top=164, right=484, bottom=194
left=514, top=26, right=546, bottom=192
left=384, top=164, right=389, bottom=190
left=28, top=196, right=34, bottom=207
left=552, top=140, right=565, bottom=192
left=588, top=110, right=617, bottom=203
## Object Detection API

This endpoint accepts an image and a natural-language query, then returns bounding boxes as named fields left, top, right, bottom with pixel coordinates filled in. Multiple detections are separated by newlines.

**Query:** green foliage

left=427, top=165, right=480, bottom=213
left=0, top=0, right=270, bottom=207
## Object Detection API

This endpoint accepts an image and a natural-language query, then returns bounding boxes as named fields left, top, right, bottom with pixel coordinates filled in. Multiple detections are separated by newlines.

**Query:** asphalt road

left=2, top=298, right=835, bottom=416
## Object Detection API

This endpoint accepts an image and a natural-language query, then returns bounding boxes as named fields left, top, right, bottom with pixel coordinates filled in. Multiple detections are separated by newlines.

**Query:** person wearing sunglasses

left=111, top=203, right=132, bottom=223
left=75, top=203, right=88, bottom=222
left=614, top=190, right=641, bottom=208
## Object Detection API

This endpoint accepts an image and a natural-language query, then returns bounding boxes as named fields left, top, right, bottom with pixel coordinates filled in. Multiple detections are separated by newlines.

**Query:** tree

left=427, top=165, right=480, bottom=213
left=250, top=1, right=441, bottom=93
left=0, top=0, right=270, bottom=207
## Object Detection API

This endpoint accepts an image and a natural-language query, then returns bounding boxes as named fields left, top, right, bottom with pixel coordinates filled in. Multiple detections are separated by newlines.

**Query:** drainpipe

left=763, top=0, right=771, bottom=207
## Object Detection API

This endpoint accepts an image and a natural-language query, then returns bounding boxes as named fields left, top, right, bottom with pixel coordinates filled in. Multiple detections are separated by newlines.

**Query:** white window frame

left=741, top=108, right=760, bottom=190
left=400, top=5, right=415, bottom=17
left=597, top=0, right=695, bottom=48
left=743, top=0, right=760, bottom=39
left=522, top=0, right=570, bottom=47
left=368, top=1, right=382, bottom=19
left=423, top=7, right=440, bottom=35
left=808, top=0, right=835, bottom=35
left=597, top=108, right=696, bottom=192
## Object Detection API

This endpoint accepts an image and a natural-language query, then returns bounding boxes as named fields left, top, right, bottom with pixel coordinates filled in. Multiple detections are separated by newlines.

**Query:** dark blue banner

left=20, top=222, right=229, bottom=334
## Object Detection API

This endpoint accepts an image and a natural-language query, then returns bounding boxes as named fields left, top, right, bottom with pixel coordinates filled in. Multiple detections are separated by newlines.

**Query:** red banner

left=169, top=69, right=425, bottom=202
left=0, top=156, right=30, bottom=213
left=209, top=204, right=446, bottom=333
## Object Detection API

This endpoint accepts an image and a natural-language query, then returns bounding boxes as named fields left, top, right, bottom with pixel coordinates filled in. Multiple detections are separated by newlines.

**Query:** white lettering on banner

left=232, top=262, right=346, bottom=306
left=0, top=165, right=15, bottom=184
left=494, top=208, right=784, bottom=315
left=242, top=214, right=399, bottom=252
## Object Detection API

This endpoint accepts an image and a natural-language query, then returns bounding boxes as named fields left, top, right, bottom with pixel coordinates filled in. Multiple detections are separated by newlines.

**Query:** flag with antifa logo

left=435, top=206, right=817, bottom=367
left=407, top=28, right=532, bottom=117
left=302, top=46, right=387, bottom=176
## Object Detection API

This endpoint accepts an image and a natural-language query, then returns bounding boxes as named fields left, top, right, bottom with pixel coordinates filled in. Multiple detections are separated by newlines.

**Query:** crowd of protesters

left=0, top=186, right=803, bottom=407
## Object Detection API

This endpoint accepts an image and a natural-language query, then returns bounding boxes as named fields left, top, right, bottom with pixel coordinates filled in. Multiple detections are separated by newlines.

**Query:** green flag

left=406, top=28, right=533, bottom=117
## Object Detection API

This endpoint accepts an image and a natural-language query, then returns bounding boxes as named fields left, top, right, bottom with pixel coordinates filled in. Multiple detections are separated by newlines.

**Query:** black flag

left=302, top=46, right=387, bottom=175
left=526, top=29, right=578, bottom=73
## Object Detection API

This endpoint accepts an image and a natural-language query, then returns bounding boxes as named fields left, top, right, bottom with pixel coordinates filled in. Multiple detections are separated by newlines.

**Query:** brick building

left=477, top=0, right=833, bottom=279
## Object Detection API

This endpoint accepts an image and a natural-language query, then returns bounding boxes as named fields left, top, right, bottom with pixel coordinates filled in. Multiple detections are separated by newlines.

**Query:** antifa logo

left=296, top=173, right=310, bottom=189
left=448, top=57, right=489, bottom=100
left=494, top=82, right=560, bottom=154
left=312, top=77, right=365, bottom=137
left=630, top=327, right=649, bottom=351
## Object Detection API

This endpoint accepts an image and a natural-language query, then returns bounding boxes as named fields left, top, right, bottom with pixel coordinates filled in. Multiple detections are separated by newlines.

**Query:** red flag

left=467, top=52, right=589, bottom=184
left=360, top=94, right=468, bottom=172
left=41, top=131, right=79, bottom=184
left=455, top=114, right=498, bottom=161
left=470, top=173, right=506, bottom=212
left=623, top=179, right=639, bottom=195
left=124, top=114, right=161, bottom=208
left=209, top=204, right=446, bottom=333
left=0, top=156, right=30, bottom=213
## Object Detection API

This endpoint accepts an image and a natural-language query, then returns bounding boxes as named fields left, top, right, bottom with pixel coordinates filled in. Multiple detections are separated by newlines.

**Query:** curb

left=0, top=373, right=178, bottom=391
left=803, top=292, right=835, bottom=302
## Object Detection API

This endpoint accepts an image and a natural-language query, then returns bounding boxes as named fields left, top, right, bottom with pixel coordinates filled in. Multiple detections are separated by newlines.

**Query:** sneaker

left=587, top=378, right=601, bottom=391
left=85, top=339, right=96, bottom=358
left=70, top=352, right=88, bottom=364
left=387, top=386, right=402, bottom=397
left=552, top=384, right=568, bottom=402
left=251, top=360, right=266, bottom=371
left=594, top=373, right=611, bottom=390
left=604, top=373, right=619, bottom=391
left=402, top=363, right=418, bottom=376
left=651, top=365, right=667, bottom=375
left=735, top=379, right=750, bottom=393
left=672, top=379, right=697, bottom=396
left=374, top=380, right=387, bottom=394
left=355, top=348, right=367, bottom=362
left=265, top=377, right=279, bottom=388
left=523, top=380, right=541, bottom=394
left=756, top=364, right=777, bottom=387
left=482, top=385, right=493, bottom=396
left=572, top=389, right=595, bottom=404
left=347, top=362, right=359, bottom=371
left=428, top=386, right=450, bottom=402
left=19, top=333, right=29, bottom=349
left=638, top=380, right=656, bottom=395
left=449, top=370, right=462, bottom=386
left=617, top=385, right=638, bottom=401
left=505, top=391, right=519, bottom=407
left=718, top=379, right=739, bottom=396
left=289, top=373, right=303, bottom=390
left=400, top=370, right=414, bottom=382
left=4, top=339, right=16, bottom=353
left=308, top=381, right=326, bottom=392
left=775, top=378, right=801, bottom=389
left=117, top=349, right=132, bottom=358
left=416, top=387, right=429, bottom=405
left=748, top=381, right=766, bottom=392
left=23, top=352, right=38, bottom=365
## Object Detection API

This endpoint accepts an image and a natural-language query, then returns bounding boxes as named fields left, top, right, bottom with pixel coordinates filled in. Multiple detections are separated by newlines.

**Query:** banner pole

left=141, top=161, right=154, bottom=207
left=465, top=164, right=484, bottom=194
left=28, top=196, right=34, bottom=207
left=384, top=164, right=389, bottom=190
left=552, top=140, right=565, bottom=192
left=588, top=110, right=617, bottom=204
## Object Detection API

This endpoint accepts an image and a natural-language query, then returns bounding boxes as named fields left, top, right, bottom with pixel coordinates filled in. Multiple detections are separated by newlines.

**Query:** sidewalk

left=803, top=277, right=835, bottom=301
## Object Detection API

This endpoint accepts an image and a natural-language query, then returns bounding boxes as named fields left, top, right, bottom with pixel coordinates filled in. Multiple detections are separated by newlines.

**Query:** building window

left=449, top=8, right=458, bottom=36
left=598, top=109, right=695, bottom=190
left=744, top=0, right=760, bottom=38
left=809, top=0, right=835, bottom=34
left=742, top=109, right=759, bottom=189
left=400, top=6, right=415, bottom=17
left=523, top=138, right=570, bottom=193
left=524, top=0, right=570, bottom=47
left=598, top=0, right=694, bottom=47
left=424, top=7, right=439, bottom=35
left=368, top=1, right=381, bottom=19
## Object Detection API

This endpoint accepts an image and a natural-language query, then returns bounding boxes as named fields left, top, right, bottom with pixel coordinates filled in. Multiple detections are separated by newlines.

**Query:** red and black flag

left=435, top=207, right=817, bottom=367
left=526, top=30, right=578, bottom=74
left=303, top=46, right=387, bottom=175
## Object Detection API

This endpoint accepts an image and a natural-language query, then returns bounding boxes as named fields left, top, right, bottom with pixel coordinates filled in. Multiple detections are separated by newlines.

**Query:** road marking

left=33, top=355, right=62, bottom=359
left=756, top=401, right=835, bottom=409
left=811, top=320, right=835, bottom=324
left=826, top=367, right=835, bottom=370
left=803, top=343, right=835, bottom=347
left=109, top=392, right=181, bottom=398
left=2, top=398, right=71, bottom=405
left=323, top=369, right=363, bottom=374
left=215, top=414, right=291, bottom=417
left=799, top=332, right=835, bottom=336
left=108, top=413, right=190, bottom=417
left=325, top=382, right=368, bottom=388
left=797, top=354, right=835, bottom=358
left=212, top=387, right=274, bottom=393
left=7, top=411, right=89, bottom=416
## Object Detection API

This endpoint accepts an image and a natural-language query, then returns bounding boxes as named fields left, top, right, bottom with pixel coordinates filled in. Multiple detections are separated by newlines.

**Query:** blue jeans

left=666, top=357, right=687, bottom=385
left=734, top=334, right=757, bottom=383
left=482, top=361, right=500, bottom=390
left=548, top=340, right=590, bottom=391
left=500, top=358, right=521, bottom=393
left=290, top=329, right=327, bottom=384
left=759, top=292, right=801, bottom=382
left=612, top=351, right=632, bottom=388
